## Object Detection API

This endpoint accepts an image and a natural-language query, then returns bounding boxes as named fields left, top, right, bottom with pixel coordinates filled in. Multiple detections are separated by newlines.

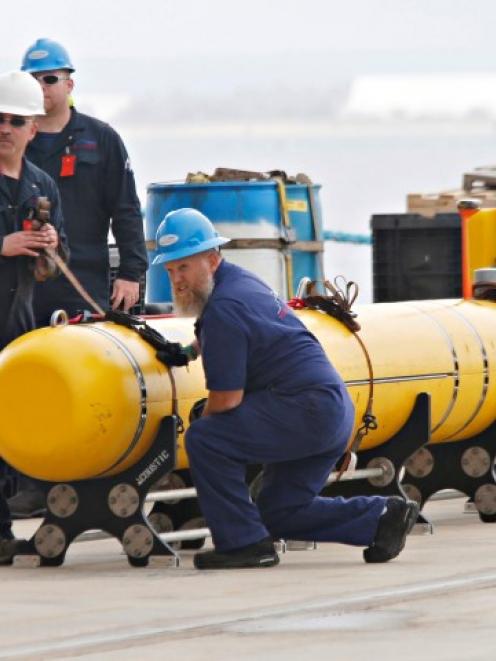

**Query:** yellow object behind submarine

left=465, top=207, right=496, bottom=282
left=0, top=296, right=495, bottom=483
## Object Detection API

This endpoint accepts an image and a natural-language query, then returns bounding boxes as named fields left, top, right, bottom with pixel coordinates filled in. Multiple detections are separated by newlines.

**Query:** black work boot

left=194, top=537, right=279, bottom=570
left=7, top=489, right=46, bottom=519
left=0, top=538, right=27, bottom=566
left=363, top=496, right=419, bottom=563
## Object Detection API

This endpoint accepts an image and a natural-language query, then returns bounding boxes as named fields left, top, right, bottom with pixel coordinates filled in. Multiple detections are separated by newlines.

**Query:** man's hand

left=39, top=223, right=58, bottom=249
left=183, top=339, right=200, bottom=362
left=189, top=397, right=207, bottom=422
left=111, top=278, right=140, bottom=311
left=1, top=230, right=54, bottom=257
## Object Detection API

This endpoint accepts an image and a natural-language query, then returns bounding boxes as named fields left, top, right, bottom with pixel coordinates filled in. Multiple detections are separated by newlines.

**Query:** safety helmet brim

left=152, top=235, right=230, bottom=265
left=23, top=65, right=75, bottom=74
left=0, top=103, right=45, bottom=116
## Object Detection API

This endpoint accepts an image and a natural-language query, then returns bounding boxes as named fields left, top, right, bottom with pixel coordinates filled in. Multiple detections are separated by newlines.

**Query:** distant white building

left=343, top=73, right=496, bottom=120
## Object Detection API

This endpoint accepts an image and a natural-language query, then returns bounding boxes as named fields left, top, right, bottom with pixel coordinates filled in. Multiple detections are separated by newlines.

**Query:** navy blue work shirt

left=195, top=260, right=345, bottom=393
left=27, top=108, right=147, bottom=323
left=0, top=158, right=67, bottom=348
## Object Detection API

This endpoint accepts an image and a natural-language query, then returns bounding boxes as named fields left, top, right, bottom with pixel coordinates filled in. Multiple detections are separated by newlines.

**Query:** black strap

left=105, top=310, right=188, bottom=367
left=304, top=276, right=360, bottom=332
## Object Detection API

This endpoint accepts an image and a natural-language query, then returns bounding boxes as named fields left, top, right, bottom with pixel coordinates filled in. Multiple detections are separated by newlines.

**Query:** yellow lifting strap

left=273, top=175, right=325, bottom=300
left=273, top=176, right=295, bottom=299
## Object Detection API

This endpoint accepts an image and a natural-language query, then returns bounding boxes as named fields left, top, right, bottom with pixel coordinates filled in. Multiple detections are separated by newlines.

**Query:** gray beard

left=173, top=279, right=214, bottom=318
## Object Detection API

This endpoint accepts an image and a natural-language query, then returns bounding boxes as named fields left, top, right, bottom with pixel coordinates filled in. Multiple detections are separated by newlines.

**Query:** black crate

left=371, top=213, right=462, bottom=302
left=109, top=245, right=146, bottom=315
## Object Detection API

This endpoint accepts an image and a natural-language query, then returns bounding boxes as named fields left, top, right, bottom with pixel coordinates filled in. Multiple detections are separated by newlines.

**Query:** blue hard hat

left=21, top=38, right=75, bottom=73
left=152, top=208, right=230, bottom=265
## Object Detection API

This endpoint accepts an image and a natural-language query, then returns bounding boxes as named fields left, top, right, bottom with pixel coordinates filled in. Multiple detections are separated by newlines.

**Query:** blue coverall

left=26, top=108, right=148, bottom=323
left=0, top=159, right=67, bottom=538
left=186, top=260, right=386, bottom=552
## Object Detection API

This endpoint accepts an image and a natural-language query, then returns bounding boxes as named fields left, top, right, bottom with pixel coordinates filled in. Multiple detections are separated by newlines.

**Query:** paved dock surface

left=1, top=498, right=495, bottom=660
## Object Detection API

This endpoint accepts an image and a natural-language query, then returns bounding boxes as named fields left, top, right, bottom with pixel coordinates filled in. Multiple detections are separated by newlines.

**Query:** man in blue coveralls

left=153, top=208, right=419, bottom=570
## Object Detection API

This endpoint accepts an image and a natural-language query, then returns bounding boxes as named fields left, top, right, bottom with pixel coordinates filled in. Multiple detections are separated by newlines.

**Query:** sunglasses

left=0, top=114, right=31, bottom=128
left=34, top=74, right=70, bottom=85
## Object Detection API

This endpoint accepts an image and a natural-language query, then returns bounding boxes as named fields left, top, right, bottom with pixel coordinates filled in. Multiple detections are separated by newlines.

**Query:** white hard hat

left=0, top=70, right=45, bottom=116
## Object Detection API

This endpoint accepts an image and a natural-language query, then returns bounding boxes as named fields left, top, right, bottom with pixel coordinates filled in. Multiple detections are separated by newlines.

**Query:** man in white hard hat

left=0, top=70, right=67, bottom=564
left=8, top=38, right=148, bottom=519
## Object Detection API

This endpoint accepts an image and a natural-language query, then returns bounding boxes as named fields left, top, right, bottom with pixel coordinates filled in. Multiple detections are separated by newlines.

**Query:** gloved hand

left=28, top=197, right=60, bottom=281
left=189, top=398, right=207, bottom=423
left=183, top=343, right=199, bottom=362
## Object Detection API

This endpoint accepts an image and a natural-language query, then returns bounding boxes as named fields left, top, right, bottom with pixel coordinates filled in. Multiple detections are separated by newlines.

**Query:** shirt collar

left=213, top=258, right=228, bottom=286
left=196, top=258, right=226, bottom=327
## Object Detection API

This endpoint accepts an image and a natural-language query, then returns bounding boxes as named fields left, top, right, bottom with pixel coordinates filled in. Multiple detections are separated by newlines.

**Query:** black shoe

left=363, top=497, right=419, bottom=563
left=7, top=489, right=46, bottom=519
left=0, top=538, right=27, bottom=566
left=194, top=537, right=279, bottom=570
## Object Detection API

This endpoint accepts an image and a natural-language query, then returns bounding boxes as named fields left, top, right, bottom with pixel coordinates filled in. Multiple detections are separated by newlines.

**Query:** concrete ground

left=0, top=498, right=495, bottom=660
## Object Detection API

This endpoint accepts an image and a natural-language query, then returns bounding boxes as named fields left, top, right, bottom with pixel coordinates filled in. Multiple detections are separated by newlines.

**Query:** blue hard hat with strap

left=21, top=38, right=75, bottom=73
left=152, top=208, right=230, bottom=265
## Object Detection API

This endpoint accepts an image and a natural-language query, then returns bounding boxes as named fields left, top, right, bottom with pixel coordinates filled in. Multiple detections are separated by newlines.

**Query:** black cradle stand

left=322, top=393, right=432, bottom=527
left=402, top=419, right=496, bottom=523
left=13, top=416, right=180, bottom=567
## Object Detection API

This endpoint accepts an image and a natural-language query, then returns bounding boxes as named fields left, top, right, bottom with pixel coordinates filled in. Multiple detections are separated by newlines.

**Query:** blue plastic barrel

left=145, top=180, right=323, bottom=303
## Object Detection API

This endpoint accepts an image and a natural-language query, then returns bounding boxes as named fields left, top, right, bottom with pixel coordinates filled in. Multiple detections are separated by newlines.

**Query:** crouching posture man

left=153, top=208, right=419, bottom=570
left=0, top=70, right=67, bottom=564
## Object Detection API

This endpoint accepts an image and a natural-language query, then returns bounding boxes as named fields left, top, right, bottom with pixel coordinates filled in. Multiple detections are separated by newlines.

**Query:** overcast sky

left=2, top=0, right=496, bottom=65
left=3, top=0, right=495, bottom=300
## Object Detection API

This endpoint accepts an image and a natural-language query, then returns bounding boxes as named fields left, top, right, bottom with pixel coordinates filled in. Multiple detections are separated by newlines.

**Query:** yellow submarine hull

left=0, top=298, right=494, bottom=482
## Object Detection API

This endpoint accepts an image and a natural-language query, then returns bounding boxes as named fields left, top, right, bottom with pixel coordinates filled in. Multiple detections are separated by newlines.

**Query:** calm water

left=121, top=122, right=496, bottom=303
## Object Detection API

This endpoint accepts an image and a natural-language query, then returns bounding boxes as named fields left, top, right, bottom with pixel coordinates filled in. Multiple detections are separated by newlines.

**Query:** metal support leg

left=13, top=417, right=180, bottom=568
left=322, top=393, right=432, bottom=527
left=148, top=469, right=206, bottom=550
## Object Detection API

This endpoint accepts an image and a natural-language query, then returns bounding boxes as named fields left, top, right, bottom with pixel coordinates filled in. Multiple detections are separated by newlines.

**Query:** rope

left=46, top=247, right=105, bottom=315
left=31, top=196, right=106, bottom=316
left=167, top=367, right=184, bottom=435
left=323, top=230, right=372, bottom=245
left=303, top=276, right=361, bottom=333
left=288, top=276, right=378, bottom=479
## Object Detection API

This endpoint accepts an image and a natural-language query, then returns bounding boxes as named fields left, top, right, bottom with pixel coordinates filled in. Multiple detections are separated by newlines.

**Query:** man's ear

left=207, top=249, right=222, bottom=272
left=27, top=121, right=37, bottom=142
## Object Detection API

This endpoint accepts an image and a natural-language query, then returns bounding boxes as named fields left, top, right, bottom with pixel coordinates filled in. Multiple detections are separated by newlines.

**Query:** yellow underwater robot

left=0, top=298, right=494, bottom=482
left=0, top=201, right=495, bottom=566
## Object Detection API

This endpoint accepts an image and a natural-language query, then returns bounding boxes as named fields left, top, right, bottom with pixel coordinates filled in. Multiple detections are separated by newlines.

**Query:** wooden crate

left=407, top=189, right=496, bottom=217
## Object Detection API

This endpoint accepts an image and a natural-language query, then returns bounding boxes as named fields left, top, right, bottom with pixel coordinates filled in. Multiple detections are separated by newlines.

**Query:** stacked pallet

left=407, top=168, right=496, bottom=217
left=407, top=188, right=496, bottom=217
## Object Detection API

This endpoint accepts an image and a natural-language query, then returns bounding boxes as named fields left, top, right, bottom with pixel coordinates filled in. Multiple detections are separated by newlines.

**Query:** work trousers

left=186, top=386, right=386, bottom=552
